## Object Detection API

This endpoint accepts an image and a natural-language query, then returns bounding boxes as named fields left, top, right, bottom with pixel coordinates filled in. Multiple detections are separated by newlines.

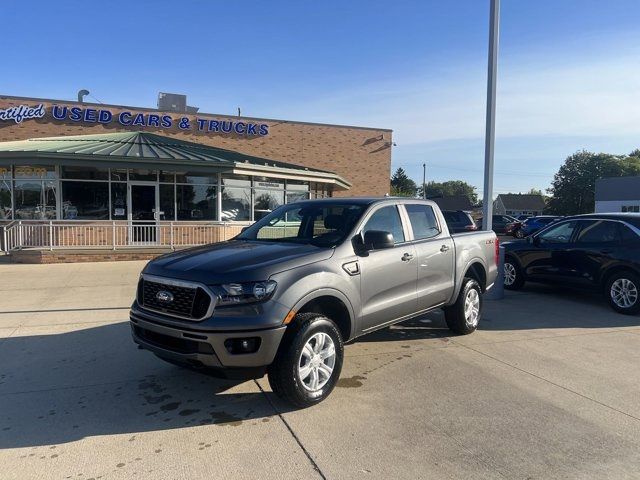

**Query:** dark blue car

left=518, top=215, right=562, bottom=238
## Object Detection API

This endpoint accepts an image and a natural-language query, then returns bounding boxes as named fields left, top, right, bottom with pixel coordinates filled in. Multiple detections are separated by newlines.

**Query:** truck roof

left=292, top=197, right=435, bottom=207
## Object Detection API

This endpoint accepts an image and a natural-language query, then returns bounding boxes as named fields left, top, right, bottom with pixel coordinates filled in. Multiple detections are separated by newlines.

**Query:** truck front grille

left=139, top=277, right=213, bottom=320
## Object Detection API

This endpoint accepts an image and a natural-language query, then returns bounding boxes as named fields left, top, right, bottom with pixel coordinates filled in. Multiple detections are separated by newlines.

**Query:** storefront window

left=175, top=172, right=218, bottom=184
left=0, top=166, right=11, bottom=220
left=286, top=191, right=309, bottom=204
left=222, top=174, right=251, bottom=188
left=110, top=169, right=127, bottom=182
left=254, top=189, right=284, bottom=220
left=177, top=185, right=217, bottom=221
left=286, top=179, right=309, bottom=191
left=14, top=180, right=57, bottom=219
left=0, top=163, right=333, bottom=222
left=111, top=183, right=127, bottom=219
left=61, top=181, right=109, bottom=219
left=61, top=166, right=109, bottom=181
left=159, top=171, right=176, bottom=183
left=253, top=176, right=284, bottom=190
left=285, top=180, right=309, bottom=204
left=14, top=165, right=56, bottom=180
left=221, top=187, right=251, bottom=221
left=129, top=169, right=157, bottom=181
left=159, top=184, right=175, bottom=221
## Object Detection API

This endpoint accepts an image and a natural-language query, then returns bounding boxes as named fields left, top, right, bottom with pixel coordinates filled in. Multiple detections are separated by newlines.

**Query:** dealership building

left=0, top=94, right=392, bottom=260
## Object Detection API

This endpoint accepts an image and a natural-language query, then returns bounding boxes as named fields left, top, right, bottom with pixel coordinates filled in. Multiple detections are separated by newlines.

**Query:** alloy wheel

left=298, top=332, right=336, bottom=392
left=610, top=278, right=638, bottom=309
left=464, top=288, right=480, bottom=327
left=504, top=262, right=517, bottom=286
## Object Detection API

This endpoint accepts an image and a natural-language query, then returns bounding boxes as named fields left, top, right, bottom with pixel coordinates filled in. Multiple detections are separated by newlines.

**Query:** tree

left=390, top=168, right=417, bottom=197
left=545, top=150, right=640, bottom=215
left=527, top=188, right=543, bottom=196
left=418, top=180, right=478, bottom=205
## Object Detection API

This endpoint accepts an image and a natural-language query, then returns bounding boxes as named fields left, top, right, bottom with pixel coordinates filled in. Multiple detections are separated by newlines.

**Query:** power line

left=88, top=94, right=105, bottom=105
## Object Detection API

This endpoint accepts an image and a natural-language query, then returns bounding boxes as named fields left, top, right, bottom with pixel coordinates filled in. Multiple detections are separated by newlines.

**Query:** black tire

left=268, top=313, right=344, bottom=408
left=605, top=271, right=640, bottom=315
left=503, top=256, right=525, bottom=290
left=444, top=278, right=483, bottom=335
left=515, top=229, right=525, bottom=239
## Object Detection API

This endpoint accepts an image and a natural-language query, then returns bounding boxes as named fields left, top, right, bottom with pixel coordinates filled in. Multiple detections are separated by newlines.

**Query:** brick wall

left=0, top=96, right=392, bottom=197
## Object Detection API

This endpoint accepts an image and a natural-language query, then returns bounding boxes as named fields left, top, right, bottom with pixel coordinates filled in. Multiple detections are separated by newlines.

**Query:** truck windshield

left=237, top=203, right=366, bottom=247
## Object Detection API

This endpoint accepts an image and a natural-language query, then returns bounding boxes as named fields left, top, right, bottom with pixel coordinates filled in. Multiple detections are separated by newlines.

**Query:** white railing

left=1, top=220, right=251, bottom=252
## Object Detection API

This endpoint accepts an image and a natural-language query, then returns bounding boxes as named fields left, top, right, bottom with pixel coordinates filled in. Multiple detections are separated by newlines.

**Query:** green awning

left=0, top=131, right=351, bottom=189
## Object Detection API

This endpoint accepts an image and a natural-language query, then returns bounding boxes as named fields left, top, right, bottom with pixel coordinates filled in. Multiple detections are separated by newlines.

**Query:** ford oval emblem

left=156, top=290, right=174, bottom=303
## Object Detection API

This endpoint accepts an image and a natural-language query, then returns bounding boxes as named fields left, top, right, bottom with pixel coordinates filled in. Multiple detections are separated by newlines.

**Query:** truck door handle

left=440, top=245, right=450, bottom=253
left=401, top=253, right=414, bottom=262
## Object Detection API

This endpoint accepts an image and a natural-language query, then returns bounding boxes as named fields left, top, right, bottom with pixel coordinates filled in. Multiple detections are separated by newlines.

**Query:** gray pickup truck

left=130, top=198, right=498, bottom=407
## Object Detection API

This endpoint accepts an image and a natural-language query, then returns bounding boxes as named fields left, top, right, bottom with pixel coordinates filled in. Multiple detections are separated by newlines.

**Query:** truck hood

left=143, top=240, right=333, bottom=284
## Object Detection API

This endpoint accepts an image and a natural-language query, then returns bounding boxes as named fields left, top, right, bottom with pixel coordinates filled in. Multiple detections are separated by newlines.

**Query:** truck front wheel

left=444, top=278, right=483, bottom=335
left=267, top=313, right=344, bottom=408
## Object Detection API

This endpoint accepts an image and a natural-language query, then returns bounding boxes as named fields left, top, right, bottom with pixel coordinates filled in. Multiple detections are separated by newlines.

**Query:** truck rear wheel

left=267, top=313, right=344, bottom=408
left=444, top=278, right=482, bottom=335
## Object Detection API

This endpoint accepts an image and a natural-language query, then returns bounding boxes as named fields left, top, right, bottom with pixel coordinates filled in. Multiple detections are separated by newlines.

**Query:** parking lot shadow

left=481, top=284, right=640, bottom=331
left=356, top=312, right=451, bottom=343
left=357, top=284, right=639, bottom=344
left=0, top=322, right=291, bottom=449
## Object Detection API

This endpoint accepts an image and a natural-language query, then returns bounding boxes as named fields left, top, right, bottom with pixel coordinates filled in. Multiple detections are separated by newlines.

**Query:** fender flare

left=290, top=287, right=357, bottom=339
left=451, top=257, right=489, bottom=301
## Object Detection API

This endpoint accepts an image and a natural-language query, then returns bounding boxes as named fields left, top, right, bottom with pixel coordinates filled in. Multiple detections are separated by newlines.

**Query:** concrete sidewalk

left=0, top=261, right=639, bottom=479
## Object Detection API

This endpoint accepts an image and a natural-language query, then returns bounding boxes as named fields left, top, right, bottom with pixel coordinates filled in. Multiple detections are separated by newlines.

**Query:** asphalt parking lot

left=1, top=260, right=639, bottom=479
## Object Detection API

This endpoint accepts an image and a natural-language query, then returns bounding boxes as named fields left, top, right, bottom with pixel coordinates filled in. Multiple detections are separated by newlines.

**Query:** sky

left=4, top=0, right=640, bottom=198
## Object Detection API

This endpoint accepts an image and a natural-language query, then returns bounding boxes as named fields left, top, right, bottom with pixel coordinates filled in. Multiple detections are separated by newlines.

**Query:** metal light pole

left=482, top=0, right=500, bottom=231
left=422, top=163, right=426, bottom=199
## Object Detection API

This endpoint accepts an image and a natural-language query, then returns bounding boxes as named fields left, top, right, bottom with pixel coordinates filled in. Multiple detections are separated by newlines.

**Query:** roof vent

left=158, top=92, right=199, bottom=113
left=77, top=89, right=90, bottom=103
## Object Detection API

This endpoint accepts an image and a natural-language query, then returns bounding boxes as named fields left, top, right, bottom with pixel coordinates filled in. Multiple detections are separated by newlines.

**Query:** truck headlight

left=213, top=281, right=277, bottom=306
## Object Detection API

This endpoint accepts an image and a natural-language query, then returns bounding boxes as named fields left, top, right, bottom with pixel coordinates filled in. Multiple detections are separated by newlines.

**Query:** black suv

left=442, top=210, right=477, bottom=234
left=503, top=213, right=640, bottom=314
left=477, top=214, right=517, bottom=234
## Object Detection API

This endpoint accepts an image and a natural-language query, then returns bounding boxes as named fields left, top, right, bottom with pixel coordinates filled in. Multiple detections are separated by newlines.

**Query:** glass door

left=129, top=183, right=158, bottom=244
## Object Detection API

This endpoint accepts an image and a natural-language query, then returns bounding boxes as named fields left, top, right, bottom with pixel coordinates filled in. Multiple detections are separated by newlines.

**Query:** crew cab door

left=402, top=203, right=455, bottom=310
left=357, top=204, right=418, bottom=332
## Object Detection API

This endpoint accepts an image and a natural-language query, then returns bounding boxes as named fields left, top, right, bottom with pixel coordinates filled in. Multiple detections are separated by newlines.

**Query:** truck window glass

left=362, top=205, right=405, bottom=244
left=239, top=203, right=365, bottom=247
left=406, top=204, right=440, bottom=240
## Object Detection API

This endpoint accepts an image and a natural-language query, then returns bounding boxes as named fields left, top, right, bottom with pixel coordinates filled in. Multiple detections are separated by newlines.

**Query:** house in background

left=493, top=193, right=545, bottom=217
left=595, top=176, right=640, bottom=213
left=429, top=195, right=474, bottom=212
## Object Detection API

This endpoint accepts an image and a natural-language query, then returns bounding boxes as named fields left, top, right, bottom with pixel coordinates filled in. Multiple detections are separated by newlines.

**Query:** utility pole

left=482, top=0, right=500, bottom=231
left=422, top=163, right=426, bottom=199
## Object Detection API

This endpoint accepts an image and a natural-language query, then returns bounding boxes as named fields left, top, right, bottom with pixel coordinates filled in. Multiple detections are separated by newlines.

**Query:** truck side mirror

left=363, top=230, right=395, bottom=250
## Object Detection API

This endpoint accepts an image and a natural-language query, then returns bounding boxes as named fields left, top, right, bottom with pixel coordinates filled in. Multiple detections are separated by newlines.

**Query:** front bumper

left=130, top=308, right=287, bottom=372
